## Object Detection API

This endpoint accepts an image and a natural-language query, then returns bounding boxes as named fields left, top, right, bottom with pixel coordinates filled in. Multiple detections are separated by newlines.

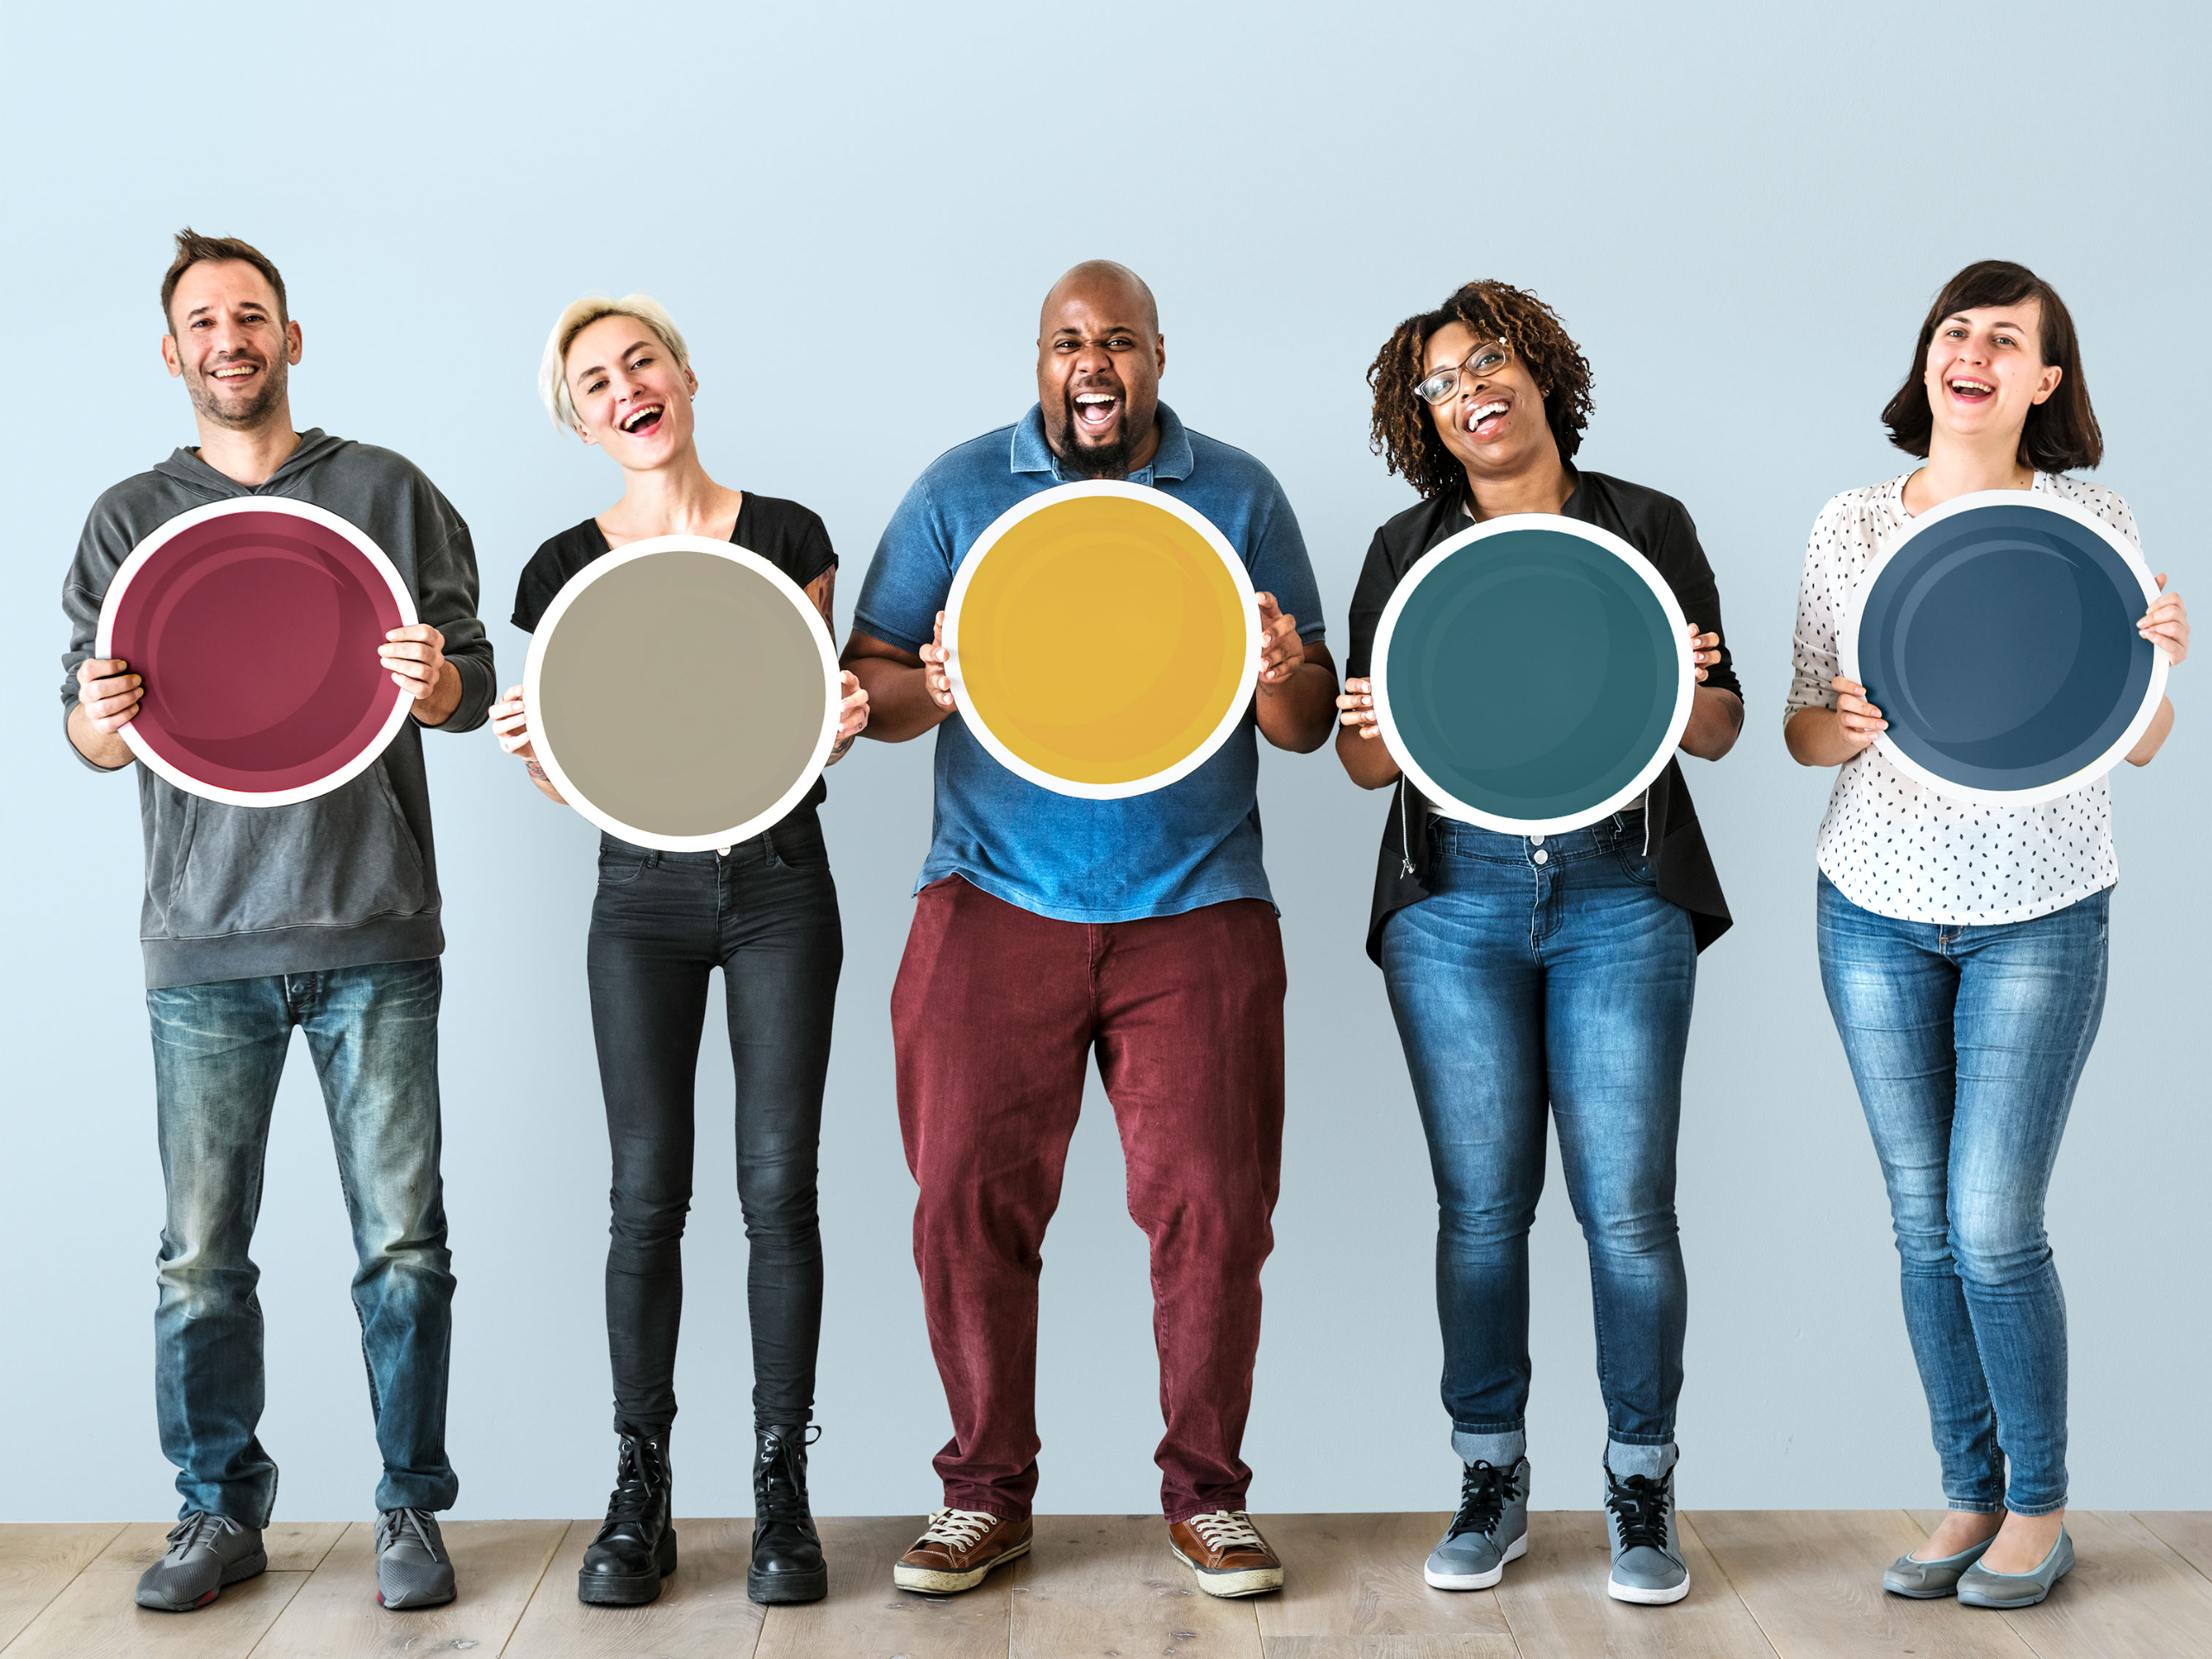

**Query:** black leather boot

left=748, top=1424, right=828, bottom=1604
left=577, top=1427, right=677, bottom=1605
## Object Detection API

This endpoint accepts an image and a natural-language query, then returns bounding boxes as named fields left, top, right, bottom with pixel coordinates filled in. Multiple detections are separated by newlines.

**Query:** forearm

left=1784, top=706, right=1860, bottom=767
left=66, top=702, right=133, bottom=770
left=2126, top=696, right=2176, bottom=765
left=1680, top=688, right=1744, bottom=761
left=1257, top=652, right=1337, bottom=753
left=845, top=655, right=949, bottom=742
left=1334, top=721, right=1402, bottom=789
left=410, top=660, right=464, bottom=728
left=522, top=758, right=567, bottom=803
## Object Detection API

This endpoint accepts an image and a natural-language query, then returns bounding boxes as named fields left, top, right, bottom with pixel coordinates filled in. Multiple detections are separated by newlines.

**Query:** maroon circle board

left=96, top=499, right=418, bottom=805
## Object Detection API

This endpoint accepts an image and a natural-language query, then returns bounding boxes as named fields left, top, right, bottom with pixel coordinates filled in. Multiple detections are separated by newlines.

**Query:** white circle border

left=523, top=535, right=840, bottom=853
left=94, top=496, right=420, bottom=809
left=1840, top=488, right=2169, bottom=808
left=1371, top=513, right=1694, bottom=836
left=943, top=480, right=1262, bottom=801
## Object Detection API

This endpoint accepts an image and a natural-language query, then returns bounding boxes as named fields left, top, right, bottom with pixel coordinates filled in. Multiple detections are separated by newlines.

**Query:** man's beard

left=1054, top=386, right=1141, bottom=479
left=188, top=356, right=289, bottom=430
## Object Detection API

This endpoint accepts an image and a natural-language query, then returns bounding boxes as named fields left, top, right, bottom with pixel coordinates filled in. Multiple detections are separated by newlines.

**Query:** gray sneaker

left=1604, top=1462, right=1688, bottom=1605
left=376, top=1508, right=457, bottom=1609
left=134, top=1512, right=267, bottom=1611
left=1424, top=1458, right=1530, bottom=1590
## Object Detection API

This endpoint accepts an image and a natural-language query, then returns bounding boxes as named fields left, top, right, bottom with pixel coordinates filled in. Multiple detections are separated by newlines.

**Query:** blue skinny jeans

left=148, top=958, right=457, bottom=1525
left=1817, top=874, right=2108, bottom=1516
left=1381, top=812, right=1695, bottom=1481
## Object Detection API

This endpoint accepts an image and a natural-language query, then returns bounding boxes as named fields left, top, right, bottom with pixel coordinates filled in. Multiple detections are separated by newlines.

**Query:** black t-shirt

left=1345, top=469, right=1738, bottom=963
left=512, top=491, right=840, bottom=823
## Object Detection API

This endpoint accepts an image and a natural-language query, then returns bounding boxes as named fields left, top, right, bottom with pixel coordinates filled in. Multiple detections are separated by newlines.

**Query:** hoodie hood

left=151, top=428, right=353, bottom=501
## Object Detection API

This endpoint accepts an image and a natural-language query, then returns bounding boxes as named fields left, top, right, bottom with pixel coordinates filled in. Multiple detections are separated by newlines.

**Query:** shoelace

left=755, top=1426, right=819, bottom=1525
left=376, top=1506, right=443, bottom=1559
left=1605, top=1472, right=1673, bottom=1553
left=163, top=1512, right=245, bottom=1557
left=917, top=1508, right=998, bottom=1551
left=1188, top=1510, right=1265, bottom=1552
left=605, top=1433, right=668, bottom=1524
left=1446, top=1459, right=1522, bottom=1541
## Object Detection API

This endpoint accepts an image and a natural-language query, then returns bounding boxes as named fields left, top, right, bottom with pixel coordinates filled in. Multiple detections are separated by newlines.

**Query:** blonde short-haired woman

left=492, top=294, right=867, bottom=1610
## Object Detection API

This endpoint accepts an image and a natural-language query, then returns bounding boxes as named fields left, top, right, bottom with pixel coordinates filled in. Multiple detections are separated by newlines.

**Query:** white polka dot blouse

left=1783, top=471, right=2139, bottom=926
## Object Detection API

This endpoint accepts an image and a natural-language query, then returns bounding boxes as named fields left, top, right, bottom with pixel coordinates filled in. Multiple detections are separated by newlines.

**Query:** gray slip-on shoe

left=1956, top=1525, right=2074, bottom=1610
left=134, top=1512, right=267, bottom=1611
left=1604, top=1462, right=1688, bottom=1605
left=1424, top=1458, right=1530, bottom=1590
left=376, top=1507, right=457, bottom=1610
left=1884, top=1531, right=1994, bottom=1597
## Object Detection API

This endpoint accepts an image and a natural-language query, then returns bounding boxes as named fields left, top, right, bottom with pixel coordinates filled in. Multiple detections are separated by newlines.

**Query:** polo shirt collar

left=1009, top=402, right=1193, bottom=484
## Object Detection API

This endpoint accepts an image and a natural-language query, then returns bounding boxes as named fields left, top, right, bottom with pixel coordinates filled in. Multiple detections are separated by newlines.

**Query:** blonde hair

left=538, top=293, right=691, bottom=430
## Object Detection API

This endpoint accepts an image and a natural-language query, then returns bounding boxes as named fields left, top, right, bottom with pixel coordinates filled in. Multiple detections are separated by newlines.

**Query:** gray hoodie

left=60, top=431, right=495, bottom=988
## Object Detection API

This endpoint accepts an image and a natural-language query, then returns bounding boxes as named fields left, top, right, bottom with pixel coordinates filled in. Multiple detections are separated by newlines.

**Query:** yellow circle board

left=945, top=482, right=1259, bottom=798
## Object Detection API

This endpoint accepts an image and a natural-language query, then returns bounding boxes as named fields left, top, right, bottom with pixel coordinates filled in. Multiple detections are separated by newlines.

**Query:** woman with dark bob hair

left=1784, top=261, right=2186, bottom=1609
left=1337, top=282, right=1741, bottom=1605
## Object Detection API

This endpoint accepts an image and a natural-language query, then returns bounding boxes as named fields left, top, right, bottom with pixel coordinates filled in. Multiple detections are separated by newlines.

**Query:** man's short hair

left=161, top=228, right=288, bottom=334
left=538, top=294, right=693, bottom=431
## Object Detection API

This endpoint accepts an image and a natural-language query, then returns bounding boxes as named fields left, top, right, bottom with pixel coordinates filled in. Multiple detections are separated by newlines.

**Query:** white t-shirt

left=1784, top=471, right=2139, bottom=926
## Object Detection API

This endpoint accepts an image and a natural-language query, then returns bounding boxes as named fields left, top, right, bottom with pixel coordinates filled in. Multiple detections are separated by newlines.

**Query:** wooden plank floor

left=4, top=1512, right=2209, bottom=1656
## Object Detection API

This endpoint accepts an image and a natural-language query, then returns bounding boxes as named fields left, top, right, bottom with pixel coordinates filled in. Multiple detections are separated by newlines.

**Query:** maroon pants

left=892, top=877, right=1287, bottom=1522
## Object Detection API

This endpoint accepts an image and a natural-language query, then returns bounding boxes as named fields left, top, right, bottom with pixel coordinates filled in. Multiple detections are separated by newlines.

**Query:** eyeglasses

left=1414, top=340, right=1511, bottom=406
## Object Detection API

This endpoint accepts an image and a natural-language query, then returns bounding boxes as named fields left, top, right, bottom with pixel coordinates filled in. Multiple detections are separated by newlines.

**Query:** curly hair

left=1367, top=281, right=1594, bottom=499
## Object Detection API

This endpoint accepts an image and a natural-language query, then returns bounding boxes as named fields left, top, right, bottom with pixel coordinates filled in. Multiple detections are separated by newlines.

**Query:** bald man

left=844, top=262, right=1337, bottom=1598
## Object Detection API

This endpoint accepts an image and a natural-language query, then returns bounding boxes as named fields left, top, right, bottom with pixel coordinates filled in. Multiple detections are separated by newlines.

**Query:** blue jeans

left=148, top=958, right=458, bottom=1524
left=1817, top=874, right=2107, bottom=1516
left=1380, top=813, right=1695, bottom=1479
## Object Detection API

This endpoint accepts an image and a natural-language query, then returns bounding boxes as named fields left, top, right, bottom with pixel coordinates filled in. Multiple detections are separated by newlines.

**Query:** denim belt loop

left=646, top=849, right=664, bottom=869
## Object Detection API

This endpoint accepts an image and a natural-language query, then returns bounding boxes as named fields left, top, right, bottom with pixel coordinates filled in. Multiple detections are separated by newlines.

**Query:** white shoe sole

left=1607, top=1570, right=1690, bottom=1605
left=893, top=1536, right=1030, bottom=1594
left=1425, top=1531, right=1529, bottom=1590
left=1168, top=1543, right=1283, bottom=1598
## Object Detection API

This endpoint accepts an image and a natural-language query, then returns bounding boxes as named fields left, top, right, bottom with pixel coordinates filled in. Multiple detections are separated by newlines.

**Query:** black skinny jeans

left=585, top=812, right=841, bottom=1437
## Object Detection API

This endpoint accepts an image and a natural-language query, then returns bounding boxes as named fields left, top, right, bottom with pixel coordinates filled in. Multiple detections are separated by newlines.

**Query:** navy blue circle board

left=1843, top=492, right=2164, bottom=805
left=1372, top=515, right=1694, bottom=835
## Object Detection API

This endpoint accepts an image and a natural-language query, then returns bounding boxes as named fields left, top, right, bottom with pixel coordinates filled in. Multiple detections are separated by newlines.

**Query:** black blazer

left=1345, top=470, right=1738, bottom=963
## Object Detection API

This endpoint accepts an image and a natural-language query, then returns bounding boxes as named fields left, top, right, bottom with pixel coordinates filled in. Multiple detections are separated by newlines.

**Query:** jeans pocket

left=1615, top=843, right=1659, bottom=887
left=597, top=849, right=651, bottom=887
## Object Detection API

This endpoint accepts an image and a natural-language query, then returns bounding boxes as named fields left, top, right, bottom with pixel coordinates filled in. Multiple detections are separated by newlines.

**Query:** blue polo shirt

left=854, top=403, right=1326, bottom=923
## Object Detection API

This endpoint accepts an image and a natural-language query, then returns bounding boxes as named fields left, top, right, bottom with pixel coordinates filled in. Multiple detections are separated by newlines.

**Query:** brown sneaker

left=1167, top=1510, right=1284, bottom=1598
left=892, top=1509, right=1033, bottom=1593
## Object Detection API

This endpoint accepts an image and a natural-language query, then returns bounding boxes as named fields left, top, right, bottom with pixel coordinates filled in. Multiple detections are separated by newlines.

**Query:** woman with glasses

left=1785, top=260, right=2185, bottom=1609
left=489, top=294, right=868, bottom=1609
left=1336, top=281, right=1740, bottom=1605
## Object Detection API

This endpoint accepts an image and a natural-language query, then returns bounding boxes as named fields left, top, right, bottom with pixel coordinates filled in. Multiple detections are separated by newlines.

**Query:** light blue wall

left=3, top=0, right=2204, bottom=1523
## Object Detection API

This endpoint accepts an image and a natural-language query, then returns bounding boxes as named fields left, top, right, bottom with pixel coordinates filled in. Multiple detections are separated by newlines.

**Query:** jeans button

left=1534, top=849, right=1549, bottom=865
left=1529, top=835, right=1546, bottom=847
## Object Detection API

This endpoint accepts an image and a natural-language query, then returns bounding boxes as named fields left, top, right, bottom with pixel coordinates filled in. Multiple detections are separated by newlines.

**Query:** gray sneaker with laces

left=1424, top=1458, right=1530, bottom=1590
left=1604, top=1460, right=1689, bottom=1605
left=134, top=1512, right=267, bottom=1611
left=376, top=1507, right=457, bottom=1609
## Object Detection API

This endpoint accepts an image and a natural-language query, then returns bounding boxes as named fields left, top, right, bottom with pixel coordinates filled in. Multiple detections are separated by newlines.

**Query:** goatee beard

left=1055, top=387, right=1138, bottom=479
left=190, top=359, right=288, bottom=431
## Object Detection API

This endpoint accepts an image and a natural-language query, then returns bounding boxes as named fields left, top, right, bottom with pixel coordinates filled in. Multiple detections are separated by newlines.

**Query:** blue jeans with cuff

left=1818, top=874, right=2107, bottom=1517
left=148, top=957, right=457, bottom=1525
left=1381, top=813, right=1695, bottom=1483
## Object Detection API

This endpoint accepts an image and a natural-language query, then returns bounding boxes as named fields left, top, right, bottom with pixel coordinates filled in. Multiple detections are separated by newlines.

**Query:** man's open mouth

left=210, top=362, right=260, bottom=384
left=621, top=404, right=665, bottom=435
left=1074, top=391, right=1120, bottom=434
left=1465, top=397, right=1510, bottom=438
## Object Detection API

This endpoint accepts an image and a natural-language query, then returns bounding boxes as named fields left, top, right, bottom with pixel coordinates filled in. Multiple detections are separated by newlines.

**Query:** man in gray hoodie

left=60, top=230, right=493, bottom=1616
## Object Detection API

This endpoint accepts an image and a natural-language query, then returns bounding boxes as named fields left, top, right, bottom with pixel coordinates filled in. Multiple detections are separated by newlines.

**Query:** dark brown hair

left=1882, top=259, right=2101, bottom=471
left=160, top=228, right=289, bottom=334
left=1367, top=281, right=1593, bottom=499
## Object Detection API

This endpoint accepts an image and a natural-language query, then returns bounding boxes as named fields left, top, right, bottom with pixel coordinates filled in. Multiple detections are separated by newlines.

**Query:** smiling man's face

left=1036, top=265, right=1165, bottom=479
left=162, top=259, right=300, bottom=431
